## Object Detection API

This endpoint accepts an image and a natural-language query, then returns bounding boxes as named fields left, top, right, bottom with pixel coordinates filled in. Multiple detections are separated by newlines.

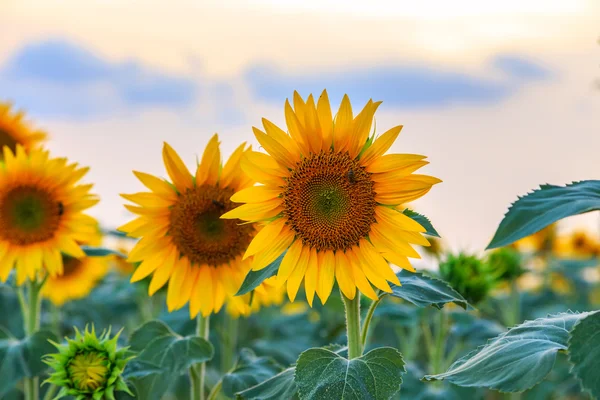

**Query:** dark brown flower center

left=0, top=185, right=62, bottom=245
left=169, top=185, right=255, bottom=266
left=283, top=150, right=376, bottom=251
left=61, top=255, right=83, bottom=277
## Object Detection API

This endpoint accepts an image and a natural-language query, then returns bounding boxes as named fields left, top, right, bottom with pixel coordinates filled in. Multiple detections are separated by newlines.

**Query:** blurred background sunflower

left=0, top=102, right=46, bottom=159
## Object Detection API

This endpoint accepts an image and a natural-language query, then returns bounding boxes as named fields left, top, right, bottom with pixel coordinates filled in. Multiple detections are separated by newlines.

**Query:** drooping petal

left=316, top=250, right=335, bottom=304
left=334, top=250, right=356, bottom=300
left=287, top=245, right=311, bottom=302
left=250, top=226, right=294, bottom=271
left=243, top=218, right=286, bottom=259
left=304, top=248, right=319, bottom=307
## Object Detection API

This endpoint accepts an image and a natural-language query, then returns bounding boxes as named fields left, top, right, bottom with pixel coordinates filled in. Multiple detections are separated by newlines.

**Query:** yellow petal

left=366, top=154, right=427, bottom=173
left=242, top=219, right=281, bottom=259
left=293, top=91, right=307, bottom=123
left=212, top=269, right=226, bottom=313
left=381, top=252, right=416, bottom=273
left=120, top=193, right=173, bottom=208
left=304, top=248, right=319, bottom=307
left=251, top=227, right=294, bottom=271
left=285, top=99, right=310, bottom=155
left=277, top=239, right=303, bottom=286
left=287, top=245, right=311, bottom=302
left=196, top=134, right=221, bottom=186
left=350, top=246, right=392, bottom=293
left=317, top=90, right=333, bottom=148
left=333, top=94, right=353, bottom=151
left=262, top=118, right=301, bottom=164
left=148, top=248, right=178, bottom=295
left=177, top=266, right=199, bottom=310
left=131, top=249, right=169, bottom=282
left=349, top=100, right=381, bottom=159
left=370, top=161, right=430, bottom=182
left=335, top=251, right=356, bottom=300
left=133, top=171, right=177, bottom=200
left=350, top=261, right=379, bottom=300
left=117, top=217, right=147, bottom=235
left=370, top=223, right=421, bottom=259
left=167, top=262, right=189, bottom=311
left=0, top=251, right=16, bottom=282
left=57, top=236, right=85, bottom=258
left=360, top=125, right=403, bottom=166
left=253, top=127, right=298, bottom=171
left=240, top=150, right=286, bottom=186
left=375, top=207, right=426, bottom=232
left=244, top=150, right=287, bottom=176
left=200, top=267, right=215, bottom=317
left=359, top=238, right=400, bottom=285
left=303, top=95, right=323, bottom=154
left=231, top=186, right=281, bottom=204
left=220, top=198, right=283, bottom=221
left=221, top=142, right=249, bottom=189
left=162, top=142, right=194, bottom=191
left=316, top=250, right=335, bottom=304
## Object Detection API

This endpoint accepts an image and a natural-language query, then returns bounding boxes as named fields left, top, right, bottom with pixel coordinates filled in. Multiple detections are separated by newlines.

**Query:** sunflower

left=41, top=255, right=109, bottom=305
left=42, top=223, right=108, bottom=305
left=227, top=276, right=285, bottom=318
left=511, top=223, right=556, bottom=253
left=119, top=135, right=263, bottom=318
left=0, top=146, right=98, bottom=285
left=222, top=91, right=440, bottom=305
left=553, top=230, right=600, bottom=259
left=0, top=102, right=47, bottom=159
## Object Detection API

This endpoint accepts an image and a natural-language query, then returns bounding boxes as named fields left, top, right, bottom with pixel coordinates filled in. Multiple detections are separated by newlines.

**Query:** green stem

left=360, top=296, right=383, bottom=349
left=207, top=379, right=223, bottom=400
left=341, top=291, right=362, bottom=359
left=42, top=385, right=58, bottom=400
left=509, top=280, right=520, bottom=327
left=220, top=314, right=238, bottom=373
left=190, top=314, right=210, bottom=400
left=21, top=279, right=44, bottom=400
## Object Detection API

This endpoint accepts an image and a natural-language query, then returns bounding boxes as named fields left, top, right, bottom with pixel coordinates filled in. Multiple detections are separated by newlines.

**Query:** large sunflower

left=0, top=146, right=98, bottom=285
left=0, top=102, right=47, bottom=158
left=119, top=135, right=270, bottom=318
left=222, top=91, right=440, bottom=305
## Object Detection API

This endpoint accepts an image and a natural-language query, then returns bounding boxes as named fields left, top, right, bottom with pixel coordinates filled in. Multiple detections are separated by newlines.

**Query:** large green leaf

left=487, top=180, right=600, bottom=249
left=424, top=312, right=589, bottom=393
left=568, top=310, right=600, bottom=398
left=237, top=368, right=298, bottom=400
left=0, top=330, right=57, bottom=397
left=236, top=254, right=284, bottom=296
left=402, top=209, right=440, bottom=237
left=388, top=271, right=469, bottom=310
left=128, top=320, right=214, bottom=400
left=81, top=245, right=127, bottom=258
left=223, top=349, right=283, bottom=398
left=295, top=347, right=405, bottom=400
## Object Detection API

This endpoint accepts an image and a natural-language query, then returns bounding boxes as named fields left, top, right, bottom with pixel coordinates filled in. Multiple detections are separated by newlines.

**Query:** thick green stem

left=220, top=314, right=238, bottom=373
left=342, top=291, right=362, bottom=359
left=190, top=314, right=210, bottom=400
left=42, top=385, right=58, bottom=400
left=360, top=296, right=383, bottom=349
left=509, top=280, right=520, bottom=327
left=21, top=279, right=43, bottom=400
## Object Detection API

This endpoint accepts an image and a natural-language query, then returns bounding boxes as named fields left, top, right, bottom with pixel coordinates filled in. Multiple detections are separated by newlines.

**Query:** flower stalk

left=191, top=314, right=210, bottom=400
left=342, top=291, right=362, bottom=359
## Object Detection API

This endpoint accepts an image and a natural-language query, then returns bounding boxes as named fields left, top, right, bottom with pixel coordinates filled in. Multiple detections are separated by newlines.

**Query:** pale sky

left=1, top=0, right=599, bottom=252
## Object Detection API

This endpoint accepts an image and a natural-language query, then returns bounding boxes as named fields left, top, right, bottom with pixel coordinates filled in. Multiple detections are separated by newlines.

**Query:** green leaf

left=128, top=320, right=214, bottom=400
left=236, top=254, right=284, bottom=296
left=122, top=358, right=164, bottom=379
left=424, top=312, right=589, bottom=393
left=237, top=368, right=298, bottom=400
left=0, top=330, right=57, bottom=397
left=81, top=245, right=127, bottom=258
left=402, top=209, right=440, bottom=237
left=223, top=349, right=283, bottom=398
left=568, top=310, right=600, bottom=398
left=486, top=180, right=600, bottom=249
left=388, top=271, right=469, bottom=310
left=295, top=347, right=406, bottom=400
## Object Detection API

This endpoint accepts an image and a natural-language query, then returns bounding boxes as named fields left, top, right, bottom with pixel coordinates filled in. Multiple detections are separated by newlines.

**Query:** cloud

left=0, top=40, right=198, bottom=118
left=245, top=55, right=551, bottom=108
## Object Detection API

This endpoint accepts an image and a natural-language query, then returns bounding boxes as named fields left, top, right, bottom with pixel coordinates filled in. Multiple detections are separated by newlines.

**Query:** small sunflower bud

left=44, top=326, right=134, bottom=400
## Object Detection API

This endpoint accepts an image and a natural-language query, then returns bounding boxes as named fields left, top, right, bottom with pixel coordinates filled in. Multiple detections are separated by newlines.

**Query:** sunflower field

left=0, top=88, right=599, bottom=400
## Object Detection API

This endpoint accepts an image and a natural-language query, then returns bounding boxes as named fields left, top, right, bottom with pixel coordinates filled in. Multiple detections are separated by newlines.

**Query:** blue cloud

left=245, top=55, right=551, bottom=108
left=0, top=40, right=197, bottom=118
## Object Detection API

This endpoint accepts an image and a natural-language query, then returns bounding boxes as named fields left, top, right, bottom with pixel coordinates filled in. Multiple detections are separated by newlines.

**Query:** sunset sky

left=2, top=0, right=599, bottom=251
